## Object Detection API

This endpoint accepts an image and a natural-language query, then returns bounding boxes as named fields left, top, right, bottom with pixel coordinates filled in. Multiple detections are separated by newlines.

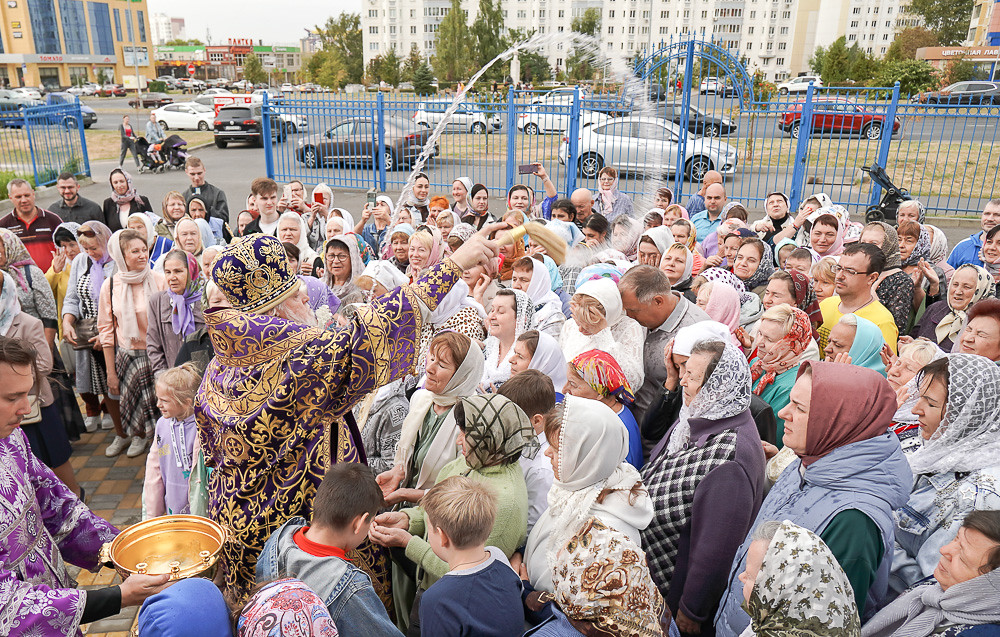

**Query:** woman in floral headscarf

left=641, top=338, right=765, bottom=635
left=737, top=520, right=860, bottom=637
left=566, top=349, right=642, bottom=469
left=594, top=166, right=634, bottom=221
left=731, top=238, right=775, bottom=297
left=910, top=264, right=994, bottom=352
left=524, top=517, right=678, bottom=637
left=749, top=305, right=820, bottom=444
left=145, top=250, right=203, bottom=375
left=237, top=578, right=339, bottom=637
left=0, top=228, right=58, bottom=338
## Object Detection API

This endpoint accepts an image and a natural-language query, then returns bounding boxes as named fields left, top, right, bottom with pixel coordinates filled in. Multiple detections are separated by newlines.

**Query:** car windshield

left=220, top=108, right=252, bottom=119
left=190, top=103, right=213, bottom=113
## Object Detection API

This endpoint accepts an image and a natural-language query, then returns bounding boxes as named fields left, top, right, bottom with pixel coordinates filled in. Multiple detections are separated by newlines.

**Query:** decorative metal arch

left=634, top=37, right=756, bottom=109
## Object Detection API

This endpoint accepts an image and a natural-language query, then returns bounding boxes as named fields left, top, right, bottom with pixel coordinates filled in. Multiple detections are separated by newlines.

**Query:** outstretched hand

left=449, top=222, right=504, bottom=271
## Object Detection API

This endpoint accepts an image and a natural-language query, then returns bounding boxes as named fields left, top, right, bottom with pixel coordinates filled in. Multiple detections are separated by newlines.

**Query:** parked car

left=214, top=103, right=285, bottom=148
left=779, top=98, right=901, bottom=140
left=777, top=76, right=822, bottom=95
left=559, top=116, right=738, bottom=181
left=661, top=102, right=736, bottom=137
left=912, top=81, right=1000, bottom=105
left=152, top=102, right=215, bottom=130
left=99, top=84, right=126, bottom=97
left=295, top=116, right=436, bottom=171
left=280, top=83, right=295, bottom=93
left=13, top=87, right=42, bottom=101
left=45, top=92, right=98, bottom=128
left=128, top=92, right=173, bottom=108
left=699, top=77, right=738, bottom=97
left=530, top=87, right=628, bottom=115
left=174, top=77, right=206, bottom=92
left=0, top=89, right=41, bottom=107
left=201, top=88, right=232, bottom=97
left=517, top=104, right=610, bottom=134
left=413, top=98, right=500, bottom=133
left=252, top=88, right=282, bottom=101
left=273, top=108, right=308, bottom=133
left=66, top=83, right=98, bottom=96
left=229, top=79, right=254, bottom=92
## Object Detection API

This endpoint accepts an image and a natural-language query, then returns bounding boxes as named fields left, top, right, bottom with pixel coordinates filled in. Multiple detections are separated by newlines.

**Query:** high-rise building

left=967, top=0, right=1000, bottom=45
left=0, top=0, right=156, bottom=88
left=362, top=0, right=921, bottom=83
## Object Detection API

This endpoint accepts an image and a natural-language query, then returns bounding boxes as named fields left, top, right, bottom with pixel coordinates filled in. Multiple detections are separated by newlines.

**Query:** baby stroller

left=863, top=163, right=911, bottom=225
left=160, top=134, right=191, bottom=170
left=134, top=137, right=166, bottom=173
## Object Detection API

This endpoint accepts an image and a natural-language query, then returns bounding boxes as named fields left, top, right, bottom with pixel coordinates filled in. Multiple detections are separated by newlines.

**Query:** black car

left=660, top=102, right=737, bottom=137
left=213, top=104, right=286, bottom=148
left=913, top=81, right=1000, bottom=105
left=128, top=92, right=173, bottom=108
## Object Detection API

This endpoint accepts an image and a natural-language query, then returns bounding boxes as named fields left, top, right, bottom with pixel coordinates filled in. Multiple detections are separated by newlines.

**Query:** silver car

left=559, top=116, right=738, bottom=181
left=413, top=98, right=500, bottom=134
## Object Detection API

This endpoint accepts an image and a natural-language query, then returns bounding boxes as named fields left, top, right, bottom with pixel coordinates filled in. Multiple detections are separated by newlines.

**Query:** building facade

left=966, top=0, right=1000, bottom=45
left=0, top=0, right=155, bottom=88
left=361, top=0, right=921, bottom=83
left=150, top=12, right=185, bottom=46
left=155, top=40, right=302, bottom=83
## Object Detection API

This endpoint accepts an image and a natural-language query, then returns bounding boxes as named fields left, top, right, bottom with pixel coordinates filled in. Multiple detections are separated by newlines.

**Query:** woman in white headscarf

left=482, top=288, right=534, bottom=391
left=889, top=354, right=1000, bottom=596
left=378, top=332, right=486, bottom=495
left=637, top=226, right=676, bottom=267
left=512, top=256, right=565, bottom=339
left=277, top=211, right=318, bottom=274
left=522, top=395, right=653, bottom=593
left=559, top=277, right=645, bottom=392
left=322, top=234, right=366, bottom=305
left=510, top=329, right=568, bottom=396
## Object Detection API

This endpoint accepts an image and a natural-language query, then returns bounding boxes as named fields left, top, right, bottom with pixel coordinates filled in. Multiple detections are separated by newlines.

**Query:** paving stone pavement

left=64, top=427, right=146, bottom=636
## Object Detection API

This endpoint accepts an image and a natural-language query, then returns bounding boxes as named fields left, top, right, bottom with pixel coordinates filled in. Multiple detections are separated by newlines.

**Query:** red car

left=779, top=98, right=901, bottom=140
left=99, top=84, right=126, bottom=97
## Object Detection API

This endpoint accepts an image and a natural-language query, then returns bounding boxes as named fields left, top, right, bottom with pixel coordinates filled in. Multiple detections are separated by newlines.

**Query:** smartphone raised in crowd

left=367, top=189, right=378, bottom=207
left=517, top=164, right=536, bottom=175
left=283, top=184, right=293, bottom=200
left=313, top=191, right=323, bottom=204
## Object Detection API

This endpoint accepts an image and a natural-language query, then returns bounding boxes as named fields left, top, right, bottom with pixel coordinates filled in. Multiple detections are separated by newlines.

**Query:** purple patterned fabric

left=0, top=429, right=118, bottom=636
left=196, top=258, right=462, bottom=598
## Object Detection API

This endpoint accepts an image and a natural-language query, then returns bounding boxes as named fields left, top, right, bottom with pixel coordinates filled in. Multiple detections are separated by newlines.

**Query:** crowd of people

left=1, top=156, right=1000, bottom=637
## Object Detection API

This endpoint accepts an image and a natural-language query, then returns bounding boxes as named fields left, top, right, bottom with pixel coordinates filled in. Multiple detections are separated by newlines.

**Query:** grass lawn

left=84, top=130, right=214, bottom=161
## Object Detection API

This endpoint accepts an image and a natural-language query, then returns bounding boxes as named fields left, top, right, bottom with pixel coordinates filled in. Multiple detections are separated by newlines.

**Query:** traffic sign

left=187, top=63, right=196, bottom=76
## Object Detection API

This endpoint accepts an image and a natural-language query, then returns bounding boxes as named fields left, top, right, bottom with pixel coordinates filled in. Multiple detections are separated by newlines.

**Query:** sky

left=147, top=0, right=355, bottom=46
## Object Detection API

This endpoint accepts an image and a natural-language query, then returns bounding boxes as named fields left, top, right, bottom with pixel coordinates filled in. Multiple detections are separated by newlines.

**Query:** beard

left=274, top=297, right=318, bottom=327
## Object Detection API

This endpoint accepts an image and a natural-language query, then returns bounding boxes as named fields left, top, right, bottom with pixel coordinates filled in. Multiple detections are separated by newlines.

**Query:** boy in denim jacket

left=257, top=463, right=399, bottom=635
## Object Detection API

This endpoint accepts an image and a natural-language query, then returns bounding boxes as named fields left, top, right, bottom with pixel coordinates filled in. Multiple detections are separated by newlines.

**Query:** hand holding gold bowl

left=99, top=514, right=227, bottom=582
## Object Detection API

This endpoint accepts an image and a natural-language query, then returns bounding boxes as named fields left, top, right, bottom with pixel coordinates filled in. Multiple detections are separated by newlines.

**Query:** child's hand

left=369, top=524, right=411, bottom=549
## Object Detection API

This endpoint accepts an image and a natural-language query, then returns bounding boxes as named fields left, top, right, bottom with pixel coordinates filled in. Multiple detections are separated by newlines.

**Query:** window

left=539, top=9, right=545, bottom=16
left=629, top=10, right=635, bottom=17
left=517, top=10, right=526, bottom=18
left=410, top=25, right=417, bottom=33
left=762, top=58, right=770, bottom=66
left=852, top=7, right=860, bottom=13
left=776, top=57, right=784, bottom=65
left=558, top=9, right=564, bottom=17
left=608, top=9, right=614, bottom=17
left=628, top=26, right=635, bottom=33
left=89, top=3, right=114, bottom=55
left=59, top=0, right=90, bottom=54
left=778, top=42, right=786, bottom=49
left=750, top=10, right=755, bottom=17
left=659, top=26, right=668, bottom=34
left=125, top=9, right=134, bottom=42
left=370, top=26, right=378, bottom=33
left=607, top=26, right=614, bottom=33
left=368, top=9, right=377, bottom=17
left=701, top=10, right=707, bottom=17
left=370, top=42, right=379, bottom=50
left=747, top=42, right=752, bottom=49
left=389, top=25, right=396, bottom=34
left=556, top=58, right=562, bottom=66
left=410, top=9, right=415, bottom=17
left=848, top=33, right=856, bottom=40
left=683, top=10, right=689, bottom=17
left=748, top=26, right=754, bottom=33
left=782, top=10, right=790, bottom=18
left=137, top=10, right=146, bottom=42
left=660, top=10, right=667, bottom=17
left=780, top=26, right=788, bottom=34
left=28, top=0, right=61, bottom=53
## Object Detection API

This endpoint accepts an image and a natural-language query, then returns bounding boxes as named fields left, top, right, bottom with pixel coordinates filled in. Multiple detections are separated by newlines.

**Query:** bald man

left=570, top=188, right=595, bottom=226
left=690, top=182, right=727, bottom=244
left=684, top=170, right=723, bottom=219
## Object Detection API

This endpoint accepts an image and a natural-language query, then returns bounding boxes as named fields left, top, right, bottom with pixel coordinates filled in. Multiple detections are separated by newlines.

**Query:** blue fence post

left=789, top=82, right=815, bottom=212
left=376, top=91, right=386, bottom=191
left=262, top=92, right=274, bottom=179
left=674, top=39, right=695, bottom=198
left=24, top=107, right=39, bottom=187
left=75, top=98, right=91, bottom=178
left=505, top=89, right=517, bottom=193
left=870, top=81, right=900, bottom=209
left=566, top=85, right=581, bottom=196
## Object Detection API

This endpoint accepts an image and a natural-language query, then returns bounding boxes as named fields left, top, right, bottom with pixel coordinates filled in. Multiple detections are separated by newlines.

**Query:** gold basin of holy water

left=99, top=515, right=227, bottom=581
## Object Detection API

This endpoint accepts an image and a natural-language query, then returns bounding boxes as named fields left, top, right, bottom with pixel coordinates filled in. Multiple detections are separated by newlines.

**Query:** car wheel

left=198, top=121, right=209, bottom=131
left=287, top=122, right=297, bottom=134
left=779, top=87, right=788, bottom=95
left=214, top=138, right=227, bottom=149
left=524, top=123, right=540, bottom=135
left=579, top=152, right=603, bottom=178
left=705, top=124, right=720, bottom=137
left=790, top=121, right=801, bottom=139
left=63, top=117, right=78, bottom=130
left=686, top=156, right=713, bottom=181
left=863, top=123, right=883, bottom=140
left=302, top=146, right=319, bottom=168
left=471, top=121, right=486, bottom=134
left=384, top=149, right=397, bottom=171
left=160, top=121, right=169, bottom=131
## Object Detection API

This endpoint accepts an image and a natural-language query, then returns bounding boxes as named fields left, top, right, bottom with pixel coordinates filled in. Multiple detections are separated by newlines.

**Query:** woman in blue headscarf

left=823, top=313, right=887, bottom=375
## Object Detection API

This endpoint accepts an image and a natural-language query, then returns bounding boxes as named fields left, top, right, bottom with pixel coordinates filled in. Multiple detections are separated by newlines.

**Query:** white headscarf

left=641, top=226, right=676, bottom=258
left=666, top=341, right=752, bottom=455
left=528, top=331, right=568, bottom=390
left=525, top=257, right=562, bottom=309
left=525, top=395, right=652, bottom=593
left=672, top=320, right=731, bottom=356
left=358, top=259, right=407, bottom=294
left=394, top=339, right=485, bottom=489
left=575, top=278, right=623, bottom=326
left=278, top=211, right=317, bottom=264
left=330, top=208, right=354, bottom=233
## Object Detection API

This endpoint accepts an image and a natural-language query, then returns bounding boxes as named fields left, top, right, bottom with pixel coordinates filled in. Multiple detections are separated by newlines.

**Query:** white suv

left=777, top=76, right=822, bottom=95
left=413, top=99, right=501, bottom=134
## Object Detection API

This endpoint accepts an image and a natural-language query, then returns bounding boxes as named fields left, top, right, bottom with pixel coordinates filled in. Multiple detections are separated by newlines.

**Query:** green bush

left=0, top=171, right=36, bottom=200
left=147, top=80, right=167, bottom=93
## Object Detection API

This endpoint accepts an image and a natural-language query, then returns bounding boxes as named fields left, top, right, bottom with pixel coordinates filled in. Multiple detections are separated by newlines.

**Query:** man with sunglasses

left=817, top=242, right=899, bottom=356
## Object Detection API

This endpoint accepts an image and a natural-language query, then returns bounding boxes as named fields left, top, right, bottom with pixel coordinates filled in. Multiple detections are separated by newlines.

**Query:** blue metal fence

left=264, top=40, right=1000, bottom=216
left=0, top=100, right=90, bottom=188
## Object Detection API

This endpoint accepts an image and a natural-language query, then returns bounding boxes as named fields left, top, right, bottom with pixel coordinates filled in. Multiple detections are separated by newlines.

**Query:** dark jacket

left=642, top=387, right=777, bottom=447
left=102, top=195, right=154, bottom=231
left=146, top=291, right=205, bottom=375
left=183, top=183, right=230, bottom=223
left=50, top=196, right=104, bottom=225
left=118, top=123, right=137, bottom=146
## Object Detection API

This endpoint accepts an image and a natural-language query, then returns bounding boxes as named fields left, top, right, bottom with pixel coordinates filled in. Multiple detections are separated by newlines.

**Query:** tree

left=242, top=53, right=267, bottom=85
left=305, top=50, right=347, bottom=89
left=164, top=38, right=204, bottom=46
left=314, top=13, right=364, bottom=83
left=519, top=50, right=551, bottom=82
left=365, top=55, right=384, bottom=84
left=809, top=44, right=828, bottom=75
left=942, top=54, right=981, bottom=85
left=816, top=37, right=883, bottom=85
left=413, top=63, right=435, bottom=94
left=886, top=27, right=940, bottom=62
left=434, top=0, right=474, bottom=82
left=381, top=47, right=402, bottom=87
left=402, top=44, right=424, bottom=82
left=470, top=0, right=508, bottom=77
left=871, top=59, right=938, bottom=94
left=909, top=0, right=975, bottom=45
left=567, top=8, right=601, bottom=81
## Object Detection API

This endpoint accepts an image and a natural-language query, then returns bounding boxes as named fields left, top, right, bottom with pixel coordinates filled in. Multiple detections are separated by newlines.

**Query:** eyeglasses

left=327, top=253, right=349, bottom=262
left=831, top=264, right=871, bottom=277
left=77, top=228, right=97, bottom=238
